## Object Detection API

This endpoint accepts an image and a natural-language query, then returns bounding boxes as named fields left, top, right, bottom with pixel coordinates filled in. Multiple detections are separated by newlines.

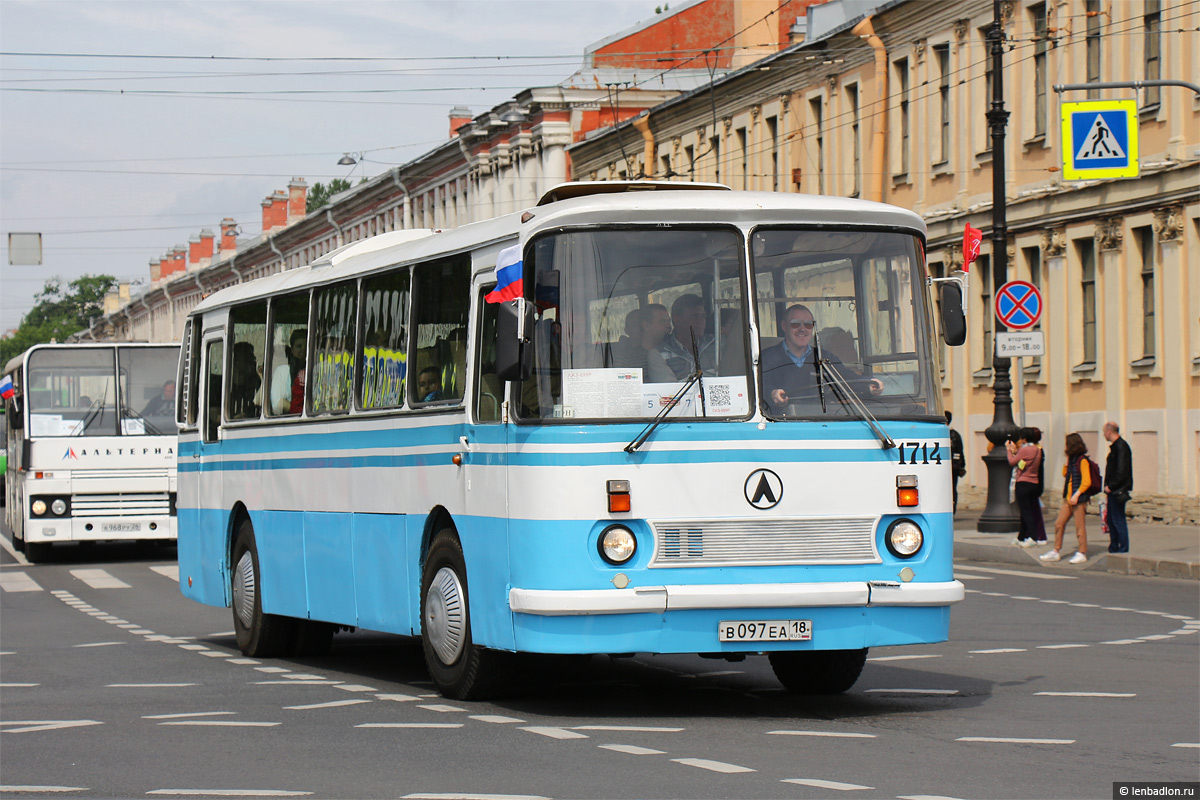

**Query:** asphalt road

left=2, top=529, right=1197, bottom=800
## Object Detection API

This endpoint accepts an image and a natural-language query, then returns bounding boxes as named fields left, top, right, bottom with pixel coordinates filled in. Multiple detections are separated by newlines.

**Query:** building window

left=736, top=127, right=748, bottom=190
left=980, top=26, right=994, bottom=155
left=979, top=254, right=992, bottom=371
left=766, top=116, right=779, bottom=191
left=935, top=44, right=951, bottom=164
left=1086, top=0, right=1101, bottom=98
left=1144, top=0, right=1162, bottom=107
left=684, top=144, right=695, bottom=177
left=710, top=135, right=721, bottom=183
left=809, top=97, right=824, bottom=194
left=1077, top=239, right=1097, bottom=364
left=894, top=59, right=910, bottom=176
left=847, top=85, right=861, bottom=197
left=1032, top=4, right=1048, bottom=138
left=1136, top=226, right=1156, bottom=359
left=1023, top=245, right=1043, bottom=371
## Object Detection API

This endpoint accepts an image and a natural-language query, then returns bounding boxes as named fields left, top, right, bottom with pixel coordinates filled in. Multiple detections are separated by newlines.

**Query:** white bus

left=3, top=343, right=180, bottom=561
left=177, top=183, right=968, bottom=699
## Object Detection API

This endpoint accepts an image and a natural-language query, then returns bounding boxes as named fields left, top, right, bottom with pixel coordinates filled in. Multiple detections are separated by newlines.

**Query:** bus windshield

left=752, top=227, right=940, bottom=420
left=26, top=346, right=179, bottom=437
left=518, top=227, right=750, bottom=420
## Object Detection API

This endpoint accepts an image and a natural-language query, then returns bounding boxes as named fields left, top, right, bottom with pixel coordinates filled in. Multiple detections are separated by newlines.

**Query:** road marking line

left=1101, top=639, right=1143, bottom=645
left=107, top=683, right=197, bottom=688
left=1171, top=629, right=1199, bottom=635
left=469, top=715, right=524, bottom=724
left=954, top=574, right=993, bottom=580
left=690, top=670, right=744, bottom=677
left=158, top=721, right=280, bottom=727
left=598, top=744, right=666, bottom=755
left=227, top=658, right=261, bottom=665
left=0, top=787, right=87, bottom=794
left=954, top=565, right=1076, bottom=580
left=768, top=730, right=876, bottom=738
left=284, top=699, right=372, bottom=710
left=401, top=794, right=550, bottom=800
left=150, top=565, right=180, bottom=581
left=671, top=758, right=754, bottom=774
left=208, top=631, right=236, bottom=637
left=1040, top=599, right=1070, bottom=604
left=782, top=778, right=873, bottom=791
left=253, top=680, right=341, bottom=686
left=521, top=726, right=588, bottom=740
left=1036, top=644, right=1089, bottom=649
left=1034, top=691, right=1136, bottom=697
left=1071, top=603, right=1100, bottom=608
left=146, top=791, right=310, bottom=797
left=0, top=533, right=31, bottom=565
left=0, top=683, right=39, bottom=687
left=129, top=629, right=155, bottom=635
left=864, top=688, right=958, bottom=695
left=956, top=736, right=1073, bottom=744
left=106, top=619, right=129, bottom=625
left=254, top=666, right=290, bottom=673
left=117, top=623, right=140, bottom=629
left=1101, top=606, right=1134, bottom=612
left=375, top=693, right=419, bottom=702
left=1, top=720, right=103, bottom=734
left=573, top=725, right=683, bottom=732
left=333, top=684, right=378, bottom=693
left=867, top=654, right=941, bottom=662
left=356, top=723, right=463, bottom=729
left=1010, top=596, right=1038, bottom=601
left=73, top=642, right=125, bottom=648
left=68, top=569, right=130, bottom=589
left=0, top=571, right=43, bottom=592
left=897, top=796, right=967, bottom=800
left=1171, top=743, right=1200, bottom=748
left=283, top=673, right=325, bottom=681
left=418, top=704, right=465, bottom=713
left=143, top=712, right=236, bottom=719
left=1138, top=634, right=1173, bottom=641
left=0, top=651, right=12, bottom=655
left=969, top=648, right=1027, bottom=654
left=200, top=651, right=233, bottom=658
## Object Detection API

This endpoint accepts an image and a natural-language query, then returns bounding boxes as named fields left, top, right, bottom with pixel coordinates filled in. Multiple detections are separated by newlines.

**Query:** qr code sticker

left=707, top=382, right=731, bottom=408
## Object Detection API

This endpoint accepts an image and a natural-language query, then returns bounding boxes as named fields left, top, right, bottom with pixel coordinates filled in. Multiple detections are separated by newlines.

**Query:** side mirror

left=938, top=281, right=967, bottom=347
left=496, top=298, right=534, bottom=381
left=7, top=400, right=22, bottom=429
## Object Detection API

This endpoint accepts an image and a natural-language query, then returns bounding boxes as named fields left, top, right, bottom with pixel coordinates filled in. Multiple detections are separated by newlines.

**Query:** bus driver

left=762, top=304, right=882, bottom=414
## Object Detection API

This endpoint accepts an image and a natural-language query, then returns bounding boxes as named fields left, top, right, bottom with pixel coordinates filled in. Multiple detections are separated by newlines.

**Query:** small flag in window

left=484, top=244, right=523, bottom=304
left=0, top=374, right=14, bottom=401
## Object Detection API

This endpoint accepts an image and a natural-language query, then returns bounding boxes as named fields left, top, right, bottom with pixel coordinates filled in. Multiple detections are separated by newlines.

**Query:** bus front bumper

left=509, top=580, right=964, bottom=616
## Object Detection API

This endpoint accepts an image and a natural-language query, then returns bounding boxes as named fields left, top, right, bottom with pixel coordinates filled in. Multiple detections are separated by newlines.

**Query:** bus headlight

left=598, top=525, right=637, bottom=565
left=51, top=499, right=67, bottom=516
left=31, top=499, right=47, bottom=516
left=885, top=519, right=923, bottom=558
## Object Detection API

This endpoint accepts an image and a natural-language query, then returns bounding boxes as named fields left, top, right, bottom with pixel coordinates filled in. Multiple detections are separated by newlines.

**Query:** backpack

left=1080, top=456, right=1103, bottom=501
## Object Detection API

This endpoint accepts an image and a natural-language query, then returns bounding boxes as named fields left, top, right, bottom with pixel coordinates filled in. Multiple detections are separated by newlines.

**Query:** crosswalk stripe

left=150, top=566, right=180, bottom=581
left=68, top=569, right=130, bottom=589
left=0, top=572, right=43, bottom=592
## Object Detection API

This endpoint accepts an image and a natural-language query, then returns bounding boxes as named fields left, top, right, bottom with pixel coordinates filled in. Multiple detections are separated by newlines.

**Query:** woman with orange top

left=1041, top=432, right=1090, bottom=564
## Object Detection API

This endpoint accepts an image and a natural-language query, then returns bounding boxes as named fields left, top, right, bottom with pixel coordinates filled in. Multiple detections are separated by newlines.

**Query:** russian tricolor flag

left=484, top=244, right=523, bottom=304
left=0, top=374, right=14, bottom=401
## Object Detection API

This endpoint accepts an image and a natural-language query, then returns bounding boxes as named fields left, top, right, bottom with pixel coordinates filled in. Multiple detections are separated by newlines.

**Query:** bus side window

left=178, top=320, right=193, bottom=427
left=474, top=287, right=501, bottom=423
left=203, top=340, right=223, bottom=444
left=227, top=303, right=267, bottom=421
left=311, top=281, right=357, bottom=415
left=412, top=256, right=469, bottom=406
left=360, top=268, right=409, bottom=410
left=265, top=292, right=310, bottom=417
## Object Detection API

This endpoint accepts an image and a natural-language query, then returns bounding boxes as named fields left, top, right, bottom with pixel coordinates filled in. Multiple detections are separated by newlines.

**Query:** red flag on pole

left=962, top=224, right=982, bottom=273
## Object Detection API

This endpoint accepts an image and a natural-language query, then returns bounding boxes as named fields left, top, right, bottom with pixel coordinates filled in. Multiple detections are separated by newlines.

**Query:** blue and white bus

left=177, top=182, right=967, bottom=699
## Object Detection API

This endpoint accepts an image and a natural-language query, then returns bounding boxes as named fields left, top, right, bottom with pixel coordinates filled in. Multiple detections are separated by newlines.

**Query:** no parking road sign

left=995, top=280, right=1042, bottom=331
left=1061, top=99, right=1139, bottom=180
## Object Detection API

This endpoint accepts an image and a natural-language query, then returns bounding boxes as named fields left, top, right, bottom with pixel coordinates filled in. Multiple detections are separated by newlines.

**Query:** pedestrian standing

left=1041, top=432, right=1092, bottom=564
left=1027, top=427, right=1048, bottom=542
left=947, top=411, right=965, bottom=514
left=1103, top=422, right=1133, bottom=553
left=1006, top=427, right=1042, bottom=547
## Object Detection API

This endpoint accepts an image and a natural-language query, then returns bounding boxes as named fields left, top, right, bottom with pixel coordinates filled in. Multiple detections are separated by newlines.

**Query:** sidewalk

left=953, top=512, right=1199, bottom=580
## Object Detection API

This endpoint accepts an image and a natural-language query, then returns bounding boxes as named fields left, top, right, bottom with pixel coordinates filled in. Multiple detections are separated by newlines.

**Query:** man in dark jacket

left=1103, top=421, right=1133, bottom=553
left=762, top=304, right=881, bottom=415
left=947, top=411, right=965, bottom=514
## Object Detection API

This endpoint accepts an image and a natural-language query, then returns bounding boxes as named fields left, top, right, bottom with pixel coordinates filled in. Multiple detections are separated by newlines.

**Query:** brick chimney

left=199, top=228, right=215, bottom=267
left=449, top=106, right=473, bottom=138
left=220, top=218, right=238, bottom=256
left=288, top=178, right=307, bottom=224
left=149, top=258, right=162, bottom=285
left=187, top=235, right=202, bottom=272
left=170, top=246, right=187, bottom=278
left=262, top=191, right=288, bottom=234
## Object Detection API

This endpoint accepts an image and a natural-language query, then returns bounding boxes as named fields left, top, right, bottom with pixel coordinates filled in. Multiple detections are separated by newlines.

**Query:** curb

left=1106, top=554, right=1200, bottom=581
left=953, top=533, right=1198, bottom=581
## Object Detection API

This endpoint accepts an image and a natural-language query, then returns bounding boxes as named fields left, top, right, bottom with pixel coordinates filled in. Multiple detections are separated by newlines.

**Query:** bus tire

left=231, top=520, right=294, bottom=658
left=420, top=530, right=508, bottom=700
left=289, top=620, right=335, bottom=657
left=23, top=540, right=50, bottom=562
left=768, top=648, right=868, bottom=695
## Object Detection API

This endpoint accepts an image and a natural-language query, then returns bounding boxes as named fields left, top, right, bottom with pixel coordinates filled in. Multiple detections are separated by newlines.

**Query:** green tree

left=0, top=274, right=116, bottom=366
left=306, top=178, right=352, bottom=213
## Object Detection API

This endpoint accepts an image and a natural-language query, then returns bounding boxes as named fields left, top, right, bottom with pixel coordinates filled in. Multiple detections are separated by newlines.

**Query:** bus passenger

left=418, top=366, right=443, bottom=402
left=613, top=304, right=670, bottom=370
left=646, top=294, right=716, bottom=382
left=762, top=304, right=881, bottom=414
left=270, top=328, right=306, bottom=415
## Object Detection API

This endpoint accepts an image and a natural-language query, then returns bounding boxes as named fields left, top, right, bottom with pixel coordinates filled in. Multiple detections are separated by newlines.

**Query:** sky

left=0, top=0, right=656, bottom=334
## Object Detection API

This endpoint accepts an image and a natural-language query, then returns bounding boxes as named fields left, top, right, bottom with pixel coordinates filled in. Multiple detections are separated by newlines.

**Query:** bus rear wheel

left=420, top=529, right=508, bottom=700
left=768, top=648, right=868, bottom=694
left=231, top=519, right=294, bottom=657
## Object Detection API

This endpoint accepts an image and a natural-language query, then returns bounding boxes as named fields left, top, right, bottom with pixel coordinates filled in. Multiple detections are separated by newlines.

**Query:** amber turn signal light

left=607, top=479, right=631, bottom=513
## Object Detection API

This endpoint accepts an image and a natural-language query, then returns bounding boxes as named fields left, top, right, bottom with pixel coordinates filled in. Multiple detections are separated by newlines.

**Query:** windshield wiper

left=76, top=383, right=109, bottom=436
left=121, top=405, right=164, bottom=436
left=690, top=327, right=707, bottom=418
left=818, top=359, right=895, bottom=450
left=625, top=367, right=702, bottom=455
left=813, top=330, right=828, bottom=414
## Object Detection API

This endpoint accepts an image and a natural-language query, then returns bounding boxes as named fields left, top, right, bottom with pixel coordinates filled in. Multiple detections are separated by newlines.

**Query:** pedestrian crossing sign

left=1061, top=99, right=1139, bottom=180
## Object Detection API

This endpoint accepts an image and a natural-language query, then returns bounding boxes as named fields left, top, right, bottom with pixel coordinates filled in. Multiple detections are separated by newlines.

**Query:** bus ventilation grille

left=649, top=517, right=879, bottom=567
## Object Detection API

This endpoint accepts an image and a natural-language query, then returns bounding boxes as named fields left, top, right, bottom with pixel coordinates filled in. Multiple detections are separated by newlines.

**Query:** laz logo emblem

left=744, top=469, right=784, bottom=510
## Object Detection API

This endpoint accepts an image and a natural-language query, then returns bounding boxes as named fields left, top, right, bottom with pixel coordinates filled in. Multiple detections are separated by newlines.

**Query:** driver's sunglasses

left=788, top=320, right=816, bottom=330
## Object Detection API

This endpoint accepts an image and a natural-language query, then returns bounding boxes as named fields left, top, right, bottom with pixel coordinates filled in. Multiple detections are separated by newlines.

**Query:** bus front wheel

left=231, top=520, right=294, bottom=657
left=420, top=530, right=508, bottom=700
left=768, top=648, right=868, bottom=694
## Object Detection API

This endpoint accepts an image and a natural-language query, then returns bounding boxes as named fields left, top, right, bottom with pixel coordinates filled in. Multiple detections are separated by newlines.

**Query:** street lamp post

left=978, top=0, right=1020, bottom=533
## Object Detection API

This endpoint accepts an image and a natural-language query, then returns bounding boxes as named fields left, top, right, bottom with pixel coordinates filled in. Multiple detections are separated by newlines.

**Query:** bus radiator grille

left=71, top=493, right=172, bottom=517
left=649, top=518, right=879, bottom=567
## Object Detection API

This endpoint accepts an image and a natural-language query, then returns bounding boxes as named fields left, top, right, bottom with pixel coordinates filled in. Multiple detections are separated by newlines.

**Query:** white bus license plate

left=101, top=522, right=142, bottom=533
left=718, top=620, right=812, bottom=642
